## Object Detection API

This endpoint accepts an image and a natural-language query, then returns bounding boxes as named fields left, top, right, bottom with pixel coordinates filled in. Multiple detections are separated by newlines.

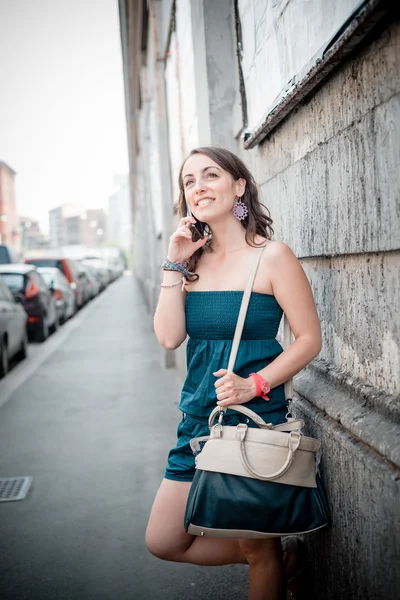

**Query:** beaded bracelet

left=161, top=259, right=195, bottom=279
left=160, top=276, right=186, bottom=291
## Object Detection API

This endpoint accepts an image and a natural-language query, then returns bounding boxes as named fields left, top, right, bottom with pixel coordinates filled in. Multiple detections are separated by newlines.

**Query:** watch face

left=261, top=381, right=270, bottom=394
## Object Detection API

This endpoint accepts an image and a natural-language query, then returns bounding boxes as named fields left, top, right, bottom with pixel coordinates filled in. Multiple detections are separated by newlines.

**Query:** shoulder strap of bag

left=226, top=245, right=293, bottom=401
left=227, top=246, right=264, bottom=373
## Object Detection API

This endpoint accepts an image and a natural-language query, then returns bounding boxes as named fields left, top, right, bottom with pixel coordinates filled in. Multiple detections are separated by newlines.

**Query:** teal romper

left=164, top=291, right=288, bottom=482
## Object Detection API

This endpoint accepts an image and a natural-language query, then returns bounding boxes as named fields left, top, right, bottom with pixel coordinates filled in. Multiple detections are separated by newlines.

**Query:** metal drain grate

left=0, top=477, right=32, bottom=502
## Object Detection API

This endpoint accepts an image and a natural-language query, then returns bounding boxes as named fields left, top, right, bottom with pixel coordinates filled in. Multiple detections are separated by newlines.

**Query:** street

left=0, top=274, right=247, bottom=600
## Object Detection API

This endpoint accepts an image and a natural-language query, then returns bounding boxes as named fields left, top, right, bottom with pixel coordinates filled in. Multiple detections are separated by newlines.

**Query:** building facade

left=49, top=204, right=81, bottom=249
left=108, top=174, right=132, bottom=253
left=49, top=204, right=107, bottom=249
left=19, top=216, right=48, bottom=252
left=80, top=209, right=107, bottom=247
left=0, top=161, right=20, bottom=251
left=118, top=1, right=400, bottom=598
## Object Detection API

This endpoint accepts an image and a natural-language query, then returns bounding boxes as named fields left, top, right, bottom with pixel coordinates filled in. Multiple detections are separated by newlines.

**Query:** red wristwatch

left=249, top=373, right=271, bottom=401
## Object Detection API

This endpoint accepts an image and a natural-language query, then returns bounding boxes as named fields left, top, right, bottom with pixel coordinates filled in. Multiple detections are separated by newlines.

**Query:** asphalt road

left=0, top=274, right=247, bottom=600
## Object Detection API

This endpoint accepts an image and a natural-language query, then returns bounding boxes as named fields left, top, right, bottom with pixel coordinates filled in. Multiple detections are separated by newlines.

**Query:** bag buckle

left=288, top=430, right=301, bottom=452
left=213, top=423, right=223, bottom=438
left=217, top=409, right=226, bottom=425
left=236, top=423, right=248, bottom=441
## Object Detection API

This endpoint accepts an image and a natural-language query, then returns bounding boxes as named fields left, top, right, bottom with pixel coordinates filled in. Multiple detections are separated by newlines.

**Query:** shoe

left=281, top=536, right=310, bottom=600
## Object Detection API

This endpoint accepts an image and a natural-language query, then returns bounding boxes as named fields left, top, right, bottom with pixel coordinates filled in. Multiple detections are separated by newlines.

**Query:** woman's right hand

left=167, top=216, right=209, bottom=263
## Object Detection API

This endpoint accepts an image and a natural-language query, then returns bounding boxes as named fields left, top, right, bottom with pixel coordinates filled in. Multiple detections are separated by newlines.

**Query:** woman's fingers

left=178, top=216, right=195, bottom=228
left=172, top=226, right=192, bottom=240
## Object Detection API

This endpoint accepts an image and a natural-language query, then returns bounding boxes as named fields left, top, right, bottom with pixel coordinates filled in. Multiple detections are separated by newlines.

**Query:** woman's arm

left=214, top=241, right=322, bottom=406
left=153, top=270, right=187, bottom=350
left=255, top=241, right=322, bottom=388
left=153, top=216, right=209, bottom=350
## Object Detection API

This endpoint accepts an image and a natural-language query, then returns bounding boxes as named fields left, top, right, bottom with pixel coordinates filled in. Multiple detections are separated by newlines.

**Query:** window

left=0, top=278, right=15, bottom=302
left=1, top=273, right=25, bottom=293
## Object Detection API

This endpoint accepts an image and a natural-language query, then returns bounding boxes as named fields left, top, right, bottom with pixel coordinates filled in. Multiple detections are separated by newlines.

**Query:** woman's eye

left=207, top=172, right=217, bottom=178
left=185, top=180, right=193, bottom=187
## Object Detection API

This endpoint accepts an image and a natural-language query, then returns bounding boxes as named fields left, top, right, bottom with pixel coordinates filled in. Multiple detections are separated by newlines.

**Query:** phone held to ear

left=191, top=216, right=207, bottom=243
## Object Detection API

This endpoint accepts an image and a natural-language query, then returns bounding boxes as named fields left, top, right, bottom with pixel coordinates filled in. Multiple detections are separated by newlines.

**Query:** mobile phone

left=190, top=216, right=206, bottom=242
left=186, top=203, right=207, bottom=243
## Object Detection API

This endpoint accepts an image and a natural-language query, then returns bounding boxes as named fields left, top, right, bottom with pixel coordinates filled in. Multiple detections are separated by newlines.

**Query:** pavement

left=0, top=274, right=248, bottom=600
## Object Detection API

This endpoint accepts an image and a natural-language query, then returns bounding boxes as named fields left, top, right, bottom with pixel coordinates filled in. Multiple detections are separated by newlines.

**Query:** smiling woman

left=148, top=146, right=324, bottom=600
left=178, top=147, right=274, bottom=279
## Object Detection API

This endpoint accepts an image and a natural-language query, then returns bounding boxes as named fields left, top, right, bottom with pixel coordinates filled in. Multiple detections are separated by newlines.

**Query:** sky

left=0, top=0, right=129, bottom=234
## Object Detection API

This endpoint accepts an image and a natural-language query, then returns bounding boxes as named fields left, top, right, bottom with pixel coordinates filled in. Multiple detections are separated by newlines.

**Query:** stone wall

left=120, top=2, right=400, bottom=597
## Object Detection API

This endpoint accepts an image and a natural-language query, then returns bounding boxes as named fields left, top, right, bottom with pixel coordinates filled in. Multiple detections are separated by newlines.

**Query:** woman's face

left=182, top=153, right=245, bottom=222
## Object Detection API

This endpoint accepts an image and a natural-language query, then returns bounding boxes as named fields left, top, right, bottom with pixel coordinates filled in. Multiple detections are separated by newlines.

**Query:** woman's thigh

left=145, top=478, right=194, bottom=560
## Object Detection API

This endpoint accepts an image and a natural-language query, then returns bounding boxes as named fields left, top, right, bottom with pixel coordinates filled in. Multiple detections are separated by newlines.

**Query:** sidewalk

left=0, top=275, right=247, bottom=600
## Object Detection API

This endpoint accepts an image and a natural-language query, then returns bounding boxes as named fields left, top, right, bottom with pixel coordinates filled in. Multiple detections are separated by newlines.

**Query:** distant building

left=49, top=204, right=81, bottom=249
left=19, top=216, right=48, bottom=251
left=49, top=204, right=107, bottom=249
left=80, top=209, right=107, bottom=247
left=108, top=174, right=131, bottom=252
left=0, top=161, right=20, bottom=251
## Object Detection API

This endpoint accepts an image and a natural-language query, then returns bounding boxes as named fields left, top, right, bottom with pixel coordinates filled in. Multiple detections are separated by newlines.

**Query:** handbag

left=184, top=246, right=329, bottom=538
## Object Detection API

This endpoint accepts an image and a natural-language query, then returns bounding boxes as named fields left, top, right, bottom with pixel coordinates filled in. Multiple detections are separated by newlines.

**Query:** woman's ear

left=235, top=178, right=246, bottom=197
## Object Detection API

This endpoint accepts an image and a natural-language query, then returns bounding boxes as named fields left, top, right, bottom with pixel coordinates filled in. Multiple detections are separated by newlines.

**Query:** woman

left=146, top=146, right=322, bottom=600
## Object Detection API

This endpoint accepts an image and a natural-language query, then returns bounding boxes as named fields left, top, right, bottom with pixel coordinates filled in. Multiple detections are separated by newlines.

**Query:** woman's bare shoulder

left=257, top=238, right=296, bottom=262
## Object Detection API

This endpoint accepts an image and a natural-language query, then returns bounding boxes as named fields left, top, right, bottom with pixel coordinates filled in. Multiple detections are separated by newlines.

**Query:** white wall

left=238, top=0, right=362, bottom=129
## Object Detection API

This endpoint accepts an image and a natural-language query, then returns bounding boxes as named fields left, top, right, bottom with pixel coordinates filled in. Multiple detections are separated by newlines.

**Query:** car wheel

left=50, top=314, right=59, bottom=334
left=36, top=317, right=49, bottom=343
left=70, top=298, right=77, bottom=318
left=0, top=338, right=9, bottom=378
left=16, top=328, right=28, bottom=361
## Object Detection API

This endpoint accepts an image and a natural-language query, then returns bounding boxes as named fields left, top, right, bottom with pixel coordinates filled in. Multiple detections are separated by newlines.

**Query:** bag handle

left=238, top=427, right=301, bottom=480
left=208, top=404, right=304, bottom=432
left=225, top=245, right=293, bottom=402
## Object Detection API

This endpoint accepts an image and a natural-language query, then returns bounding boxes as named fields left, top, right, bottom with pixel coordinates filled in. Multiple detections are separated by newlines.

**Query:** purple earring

left=233, top=197, right=248, bottom=221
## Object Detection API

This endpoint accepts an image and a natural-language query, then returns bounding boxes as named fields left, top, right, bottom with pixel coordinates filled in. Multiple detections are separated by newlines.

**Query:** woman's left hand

left=213, top=369, right=256, bottom=407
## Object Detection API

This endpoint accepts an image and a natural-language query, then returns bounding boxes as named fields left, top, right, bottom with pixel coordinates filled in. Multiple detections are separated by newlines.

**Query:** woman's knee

left=145, top=524, right=192, bottom=562
left=145, top=528, right=174, bottom=561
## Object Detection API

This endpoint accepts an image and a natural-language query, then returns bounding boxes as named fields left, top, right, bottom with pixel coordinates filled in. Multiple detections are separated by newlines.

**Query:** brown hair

left=177, top=146, right=274, bottom=276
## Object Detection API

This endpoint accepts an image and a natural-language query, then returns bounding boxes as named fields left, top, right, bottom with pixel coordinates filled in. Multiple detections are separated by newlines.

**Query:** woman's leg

left=146, top=478, right=246, bottom=566
left=238, top=538, right=286, bottom=600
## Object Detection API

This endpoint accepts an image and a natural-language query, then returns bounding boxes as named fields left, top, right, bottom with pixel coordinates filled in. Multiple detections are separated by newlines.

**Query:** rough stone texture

left=303, top=253, right=399, bottom=395
left=121, top=4, right=400, bottom=598
left=252, top=21, right=400, bottom=182
left=235, top=20, right=400, bottom=405
left=258, top=94, right=400, bottom=255
left=293, top=396, right=400, bottom=600
left=203, top=0, right=239, bottom=151
left=238, top=0, right=362, bottom=130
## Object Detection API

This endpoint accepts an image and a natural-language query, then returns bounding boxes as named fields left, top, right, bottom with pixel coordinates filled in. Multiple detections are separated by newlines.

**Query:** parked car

left=24, top=257, right=85, bottom=309
left=77, top=264, right=100, bottom=302
left=36, top=267, right=76, bottom=324
left=0, top=244, right=20, bottom=264
left=0, top=274, right=28, bottom=377
left=81, top=258, right=110, bottom=291
left=0, top=265, right=58, bottom=342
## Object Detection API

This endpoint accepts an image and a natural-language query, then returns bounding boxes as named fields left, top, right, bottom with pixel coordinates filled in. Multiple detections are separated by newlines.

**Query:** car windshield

left=1, top=273, right=25, bottom=292
left=0, top=247, right=10, bottom=263
left=38, top=272, right=53, bottom=286
left=26, top=259, right=57, bottom=268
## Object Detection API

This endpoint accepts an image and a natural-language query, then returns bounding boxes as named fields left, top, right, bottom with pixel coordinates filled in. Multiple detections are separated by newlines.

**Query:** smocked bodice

left=179, top=291, right=287, bottom=420
left=186, top=291, right=283, bottom=340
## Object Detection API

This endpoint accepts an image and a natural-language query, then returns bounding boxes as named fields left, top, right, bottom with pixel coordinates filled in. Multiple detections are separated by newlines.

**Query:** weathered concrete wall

left=121, top=2, right=400, bottom=597
left=237, top=0, right=363, bottom=130
left=197, top=6, right=400, bottom=599
left=203, top=0, right=239, bottom=150
left=295, top=396, right=400, bottom=600
left=234, top=15, right=400, bottom=600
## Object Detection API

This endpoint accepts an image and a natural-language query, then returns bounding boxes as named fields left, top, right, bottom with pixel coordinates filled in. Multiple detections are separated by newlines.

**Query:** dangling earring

left=233, top=197, right=248, bottom=221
